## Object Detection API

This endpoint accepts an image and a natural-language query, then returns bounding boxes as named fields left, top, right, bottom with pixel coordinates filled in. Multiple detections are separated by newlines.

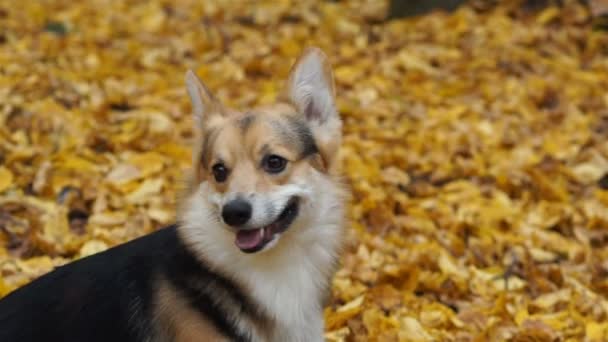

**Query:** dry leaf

left=1, top=1, right=607, bottom=340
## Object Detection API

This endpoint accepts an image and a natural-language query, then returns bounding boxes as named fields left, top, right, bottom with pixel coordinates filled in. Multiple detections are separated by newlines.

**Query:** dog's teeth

left=262, top=226, right=272, bottom=239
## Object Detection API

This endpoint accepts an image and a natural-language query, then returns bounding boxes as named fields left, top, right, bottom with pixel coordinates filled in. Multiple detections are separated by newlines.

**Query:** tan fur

left=188, top=48, right=341, bottom=196
left=154, top=280, right=229, bottom=342
left=192, top=105, right=337, bottom=197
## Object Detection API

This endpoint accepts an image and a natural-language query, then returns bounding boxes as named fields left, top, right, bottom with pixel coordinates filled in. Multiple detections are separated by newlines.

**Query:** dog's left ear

left=285, top=47, right=342, bottom=172
left=286, top=47, right=337, bottom=124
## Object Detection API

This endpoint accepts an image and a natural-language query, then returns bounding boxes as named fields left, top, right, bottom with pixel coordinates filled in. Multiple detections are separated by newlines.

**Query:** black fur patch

left=166, top=236, right=264, bottom=342
left=274, top=115, right=318, bottom=159
left=238, top=114, right=256, bottom=133
left=290, top=116, right=319, bottom=158
left=0, top=226, right=265, bottom=342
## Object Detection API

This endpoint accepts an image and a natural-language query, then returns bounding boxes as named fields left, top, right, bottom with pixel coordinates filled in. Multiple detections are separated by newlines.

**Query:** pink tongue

left=235, top=228, right=265, bottom=250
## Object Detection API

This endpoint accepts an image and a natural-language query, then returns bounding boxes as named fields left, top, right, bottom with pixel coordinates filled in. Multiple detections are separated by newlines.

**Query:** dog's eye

left=263, top=155, right=287, bottom=174
left=211, top=163, right=229, bottom=182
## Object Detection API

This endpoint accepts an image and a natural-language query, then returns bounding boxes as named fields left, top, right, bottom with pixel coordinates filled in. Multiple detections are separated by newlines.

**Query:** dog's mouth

left=234, top=197, right=300, bottom=253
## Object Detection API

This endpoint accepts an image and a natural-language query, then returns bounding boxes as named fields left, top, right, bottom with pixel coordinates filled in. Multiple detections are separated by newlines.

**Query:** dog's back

left=0, top=226, right=257, bottom=342
left=0, top=227, right=172, bottom=341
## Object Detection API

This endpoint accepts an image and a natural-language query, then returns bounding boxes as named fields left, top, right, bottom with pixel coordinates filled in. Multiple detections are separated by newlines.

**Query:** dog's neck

left=178, top=180, right=345, bottom=342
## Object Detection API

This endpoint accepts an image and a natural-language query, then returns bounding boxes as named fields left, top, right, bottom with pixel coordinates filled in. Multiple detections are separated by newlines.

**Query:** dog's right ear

left=185, top=70, right=222, bottom=125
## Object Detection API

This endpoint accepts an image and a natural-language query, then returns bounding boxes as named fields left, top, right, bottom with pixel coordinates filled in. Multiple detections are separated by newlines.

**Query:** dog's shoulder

left=0, top=225, right=268, bottom=342
left=0, top=226, right=179, bottom=342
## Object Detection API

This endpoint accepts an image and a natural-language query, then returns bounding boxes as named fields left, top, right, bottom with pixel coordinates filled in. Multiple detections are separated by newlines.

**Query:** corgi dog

left=0, top=47, right=346, bottom=342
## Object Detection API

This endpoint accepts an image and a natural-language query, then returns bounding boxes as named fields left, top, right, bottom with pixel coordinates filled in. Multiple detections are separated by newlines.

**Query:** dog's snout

left=221, top=199, right=252, bottom=227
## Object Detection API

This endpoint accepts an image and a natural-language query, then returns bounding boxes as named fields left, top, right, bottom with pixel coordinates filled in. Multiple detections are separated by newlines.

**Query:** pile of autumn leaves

left=1, top=0, right=608, bottom=340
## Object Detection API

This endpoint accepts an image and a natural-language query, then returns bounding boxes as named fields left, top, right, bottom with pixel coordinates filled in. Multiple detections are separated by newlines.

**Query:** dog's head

left=180, top=48, right=344, bottom=256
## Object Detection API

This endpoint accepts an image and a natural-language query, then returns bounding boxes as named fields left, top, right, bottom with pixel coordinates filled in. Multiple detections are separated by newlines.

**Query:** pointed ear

left=285, top=48, right=342, bottom=173
left=185, top=70, right=222, bottom=125
left=286, top=47, right=337, bottom=123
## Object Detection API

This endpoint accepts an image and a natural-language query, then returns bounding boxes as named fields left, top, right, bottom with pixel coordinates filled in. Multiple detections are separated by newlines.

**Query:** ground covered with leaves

left=1, top=0, right=608, bottom=340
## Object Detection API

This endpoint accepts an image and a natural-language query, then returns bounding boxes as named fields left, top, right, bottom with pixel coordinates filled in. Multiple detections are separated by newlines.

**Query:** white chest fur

left=240, top=226, right=339, bottom=342
left=179, top=178, right=344, bottom=342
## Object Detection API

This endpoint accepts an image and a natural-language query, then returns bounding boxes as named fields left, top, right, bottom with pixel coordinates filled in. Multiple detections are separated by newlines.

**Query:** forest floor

left=1, top=0, right=608, bottom=340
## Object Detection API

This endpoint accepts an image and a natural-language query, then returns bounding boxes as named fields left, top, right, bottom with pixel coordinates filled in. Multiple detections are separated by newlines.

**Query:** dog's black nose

left=221, top=199, right=252, bottom=227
